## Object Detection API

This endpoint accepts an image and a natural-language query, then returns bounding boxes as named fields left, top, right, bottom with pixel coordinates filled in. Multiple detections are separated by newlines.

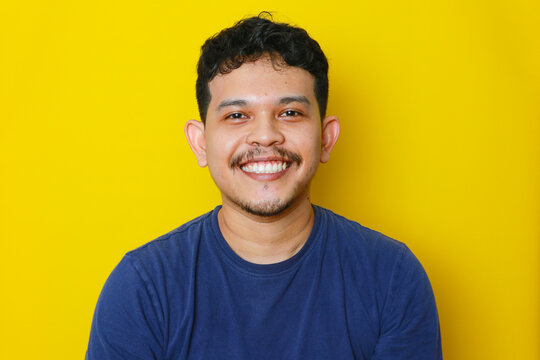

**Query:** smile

left=241, top=161, right=289, bottom=174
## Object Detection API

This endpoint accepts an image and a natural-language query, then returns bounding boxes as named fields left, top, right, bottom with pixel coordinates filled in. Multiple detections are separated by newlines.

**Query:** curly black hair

left=196, top=12, right=329, bottom=123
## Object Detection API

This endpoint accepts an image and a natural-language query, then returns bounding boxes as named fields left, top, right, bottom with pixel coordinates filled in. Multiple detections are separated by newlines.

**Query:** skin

left=185, top=56, right=340, bottom=264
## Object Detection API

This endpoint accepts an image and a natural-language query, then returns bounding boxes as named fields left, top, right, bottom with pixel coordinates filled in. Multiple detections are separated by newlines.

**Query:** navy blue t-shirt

left=87, top=206, right=442, bottom=359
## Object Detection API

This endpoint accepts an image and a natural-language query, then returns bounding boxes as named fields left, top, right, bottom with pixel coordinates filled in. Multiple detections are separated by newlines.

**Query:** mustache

left=229, top=146, right=303, bottom=169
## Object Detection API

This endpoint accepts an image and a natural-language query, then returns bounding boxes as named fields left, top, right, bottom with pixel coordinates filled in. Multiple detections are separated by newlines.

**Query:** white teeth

left=241, top=161, right=289, bottom=174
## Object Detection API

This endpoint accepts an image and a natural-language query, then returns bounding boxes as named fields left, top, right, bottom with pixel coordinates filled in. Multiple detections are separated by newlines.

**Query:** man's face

left=186, top=57, right=339, bottom=217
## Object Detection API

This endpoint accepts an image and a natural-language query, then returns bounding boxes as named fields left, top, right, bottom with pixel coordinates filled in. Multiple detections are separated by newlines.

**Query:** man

left=87, top=14, right=442, bottom=359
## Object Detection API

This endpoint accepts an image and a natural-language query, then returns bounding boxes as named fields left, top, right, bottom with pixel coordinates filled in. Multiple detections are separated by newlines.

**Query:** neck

left=217, top=197, right=315, bottom=264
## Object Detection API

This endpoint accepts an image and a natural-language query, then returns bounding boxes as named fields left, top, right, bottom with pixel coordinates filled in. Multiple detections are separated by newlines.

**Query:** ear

left=184, top=120, right=207, bottom=167
left=320, top=115, right=340, bottom=163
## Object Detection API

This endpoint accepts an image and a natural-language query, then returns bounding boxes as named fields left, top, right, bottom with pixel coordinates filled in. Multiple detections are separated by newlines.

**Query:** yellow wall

left=1, top=1, right=538, bottom=359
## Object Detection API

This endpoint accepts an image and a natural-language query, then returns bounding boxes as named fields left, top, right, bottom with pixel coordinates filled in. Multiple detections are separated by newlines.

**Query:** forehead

left=207, top=59, right=317, bottom=108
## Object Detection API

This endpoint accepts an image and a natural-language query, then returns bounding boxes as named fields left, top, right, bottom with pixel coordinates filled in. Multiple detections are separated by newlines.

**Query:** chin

left=238, top=198, right=294, bottom=217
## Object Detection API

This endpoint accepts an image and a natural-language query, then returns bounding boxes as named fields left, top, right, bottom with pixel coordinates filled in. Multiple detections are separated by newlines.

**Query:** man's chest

left=164, top=259, right=381, bottom=360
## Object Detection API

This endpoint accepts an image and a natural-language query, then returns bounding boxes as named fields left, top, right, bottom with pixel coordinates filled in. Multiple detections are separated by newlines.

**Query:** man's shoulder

left=317, top=205, right=407, bottom=254
left=317, top=205, right=428, bottom=292
left=123, top=207, right=218, bottom=267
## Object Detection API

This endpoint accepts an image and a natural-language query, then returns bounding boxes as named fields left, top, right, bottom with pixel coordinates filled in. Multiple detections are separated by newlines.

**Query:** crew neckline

left=209, top=205, right=324, bottom=276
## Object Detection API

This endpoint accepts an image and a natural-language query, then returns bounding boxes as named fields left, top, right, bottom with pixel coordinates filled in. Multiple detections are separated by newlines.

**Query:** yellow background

left=1, top=1, right=538, bottom=359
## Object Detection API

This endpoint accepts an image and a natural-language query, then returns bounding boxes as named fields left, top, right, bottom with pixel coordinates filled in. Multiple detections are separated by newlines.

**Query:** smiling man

left=87, top=14, right=442, bottom=360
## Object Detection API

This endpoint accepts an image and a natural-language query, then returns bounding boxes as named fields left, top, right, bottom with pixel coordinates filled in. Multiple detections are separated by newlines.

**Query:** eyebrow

left=216, top=99, right=248, bottom=110
left=278, top=96, right=311, bottom=106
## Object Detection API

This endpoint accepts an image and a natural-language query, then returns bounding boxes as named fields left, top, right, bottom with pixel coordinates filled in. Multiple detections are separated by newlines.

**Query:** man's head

left=186, top=14, right=339, bottom=218
left=196, top=13, right=329, bottom=123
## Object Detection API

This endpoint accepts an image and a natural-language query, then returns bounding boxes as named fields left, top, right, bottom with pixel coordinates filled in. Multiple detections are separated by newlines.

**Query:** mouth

left=240, top=160, right=290, bottom=174
left=230, top=147, right=302, bottom=175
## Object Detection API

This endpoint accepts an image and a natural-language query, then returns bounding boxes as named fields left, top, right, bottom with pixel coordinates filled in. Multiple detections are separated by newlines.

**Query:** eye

left=280, top=110, right=302, bottom=117
left=224, top=112, right=249, bottom=123
left=226, top=112, right=247, bottom=119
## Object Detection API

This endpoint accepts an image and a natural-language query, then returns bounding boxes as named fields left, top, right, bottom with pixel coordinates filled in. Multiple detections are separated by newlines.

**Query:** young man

left=87, top=14, right=442, bottom=359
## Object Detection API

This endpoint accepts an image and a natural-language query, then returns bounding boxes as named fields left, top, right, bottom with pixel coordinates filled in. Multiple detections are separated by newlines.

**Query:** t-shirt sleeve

left=372, top=245, right=442, bottom=360
left=86, top=255, right=164, bottom=360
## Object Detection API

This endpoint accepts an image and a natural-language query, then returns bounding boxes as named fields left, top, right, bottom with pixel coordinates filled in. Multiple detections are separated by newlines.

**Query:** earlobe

left=184, top=120, right=208, bottom=167
left=320, top=116, right=340, bottom=163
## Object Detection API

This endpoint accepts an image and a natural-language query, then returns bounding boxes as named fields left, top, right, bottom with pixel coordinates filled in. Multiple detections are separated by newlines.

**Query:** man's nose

left=245, top=115, right=285, bottom=147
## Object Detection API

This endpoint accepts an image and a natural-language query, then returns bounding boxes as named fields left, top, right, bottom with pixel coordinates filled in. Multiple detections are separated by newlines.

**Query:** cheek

left=299, top=134, right=322, bottom=159
left=205, top=139, right=227, bottom=174
left=205, top=131, right=244, bottom=170
left=287, top=125, right=320, bottom=149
